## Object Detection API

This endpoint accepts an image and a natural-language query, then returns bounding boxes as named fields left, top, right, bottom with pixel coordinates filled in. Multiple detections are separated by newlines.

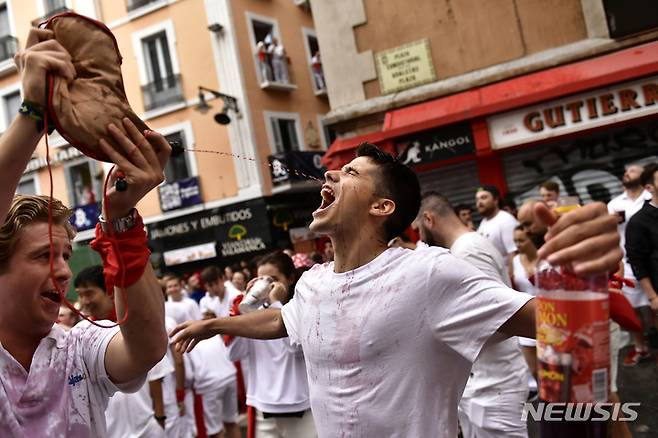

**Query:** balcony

left=31, top=2, right=71, bottom=27
left=254, top=53, right=297, bottom=92
left=126, top=0, right=161, bottom=12
left=141, top=74, right=184, bottom=112
left=0, top=36, right=18, bottom=62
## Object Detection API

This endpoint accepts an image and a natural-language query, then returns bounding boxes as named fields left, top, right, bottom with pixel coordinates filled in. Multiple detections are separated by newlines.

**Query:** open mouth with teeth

left=41, top=290, right=62, bottom=304
left=318, top=186, right=336, bottom=211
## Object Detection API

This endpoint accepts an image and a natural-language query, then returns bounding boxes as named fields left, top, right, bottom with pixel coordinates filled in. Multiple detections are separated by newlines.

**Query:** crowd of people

left=2, top=26, right=657, bottom=438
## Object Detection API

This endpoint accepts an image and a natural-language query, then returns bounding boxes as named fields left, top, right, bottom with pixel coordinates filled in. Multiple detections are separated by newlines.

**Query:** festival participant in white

left=608, top=163, right=654, bottom=366
left=171, top=143, right=621, bottom=437
left=0, top=28, right=170, bottom=436
left=476, top=185, right=519, bottom=261
left=226, top=251, right=316, bottom=437
left=415, top=191, right=530, bottom=438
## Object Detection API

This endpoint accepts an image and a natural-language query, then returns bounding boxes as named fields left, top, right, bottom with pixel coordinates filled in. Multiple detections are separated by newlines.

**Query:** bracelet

left=18, top=100, right=56, bottom=134
left=154, top=415, right=167, bottom=422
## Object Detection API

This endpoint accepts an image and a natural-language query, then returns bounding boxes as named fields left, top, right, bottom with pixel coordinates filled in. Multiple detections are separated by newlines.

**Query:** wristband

left=18, top=100, right=56, bottom=134
left=176, top=389, right=185, bottom=403
left=90, top=210, right=150, bottom=289
left=154, top=415, right=166, bottom=421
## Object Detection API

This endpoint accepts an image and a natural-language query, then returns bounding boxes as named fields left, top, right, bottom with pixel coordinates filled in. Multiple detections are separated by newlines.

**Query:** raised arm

left=170, top=308, right=288, bottom=353
left=0, top=28, right=75, bottom=221
left=99, top=119, right=171, bottom=384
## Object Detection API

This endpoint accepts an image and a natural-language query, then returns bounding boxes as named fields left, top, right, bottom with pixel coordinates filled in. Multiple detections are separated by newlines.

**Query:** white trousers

left=255, top=409, right=317, bottom=438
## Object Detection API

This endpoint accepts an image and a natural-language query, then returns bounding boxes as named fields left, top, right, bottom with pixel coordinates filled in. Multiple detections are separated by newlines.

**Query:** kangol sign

left=488, top=76, right=658, bottom=149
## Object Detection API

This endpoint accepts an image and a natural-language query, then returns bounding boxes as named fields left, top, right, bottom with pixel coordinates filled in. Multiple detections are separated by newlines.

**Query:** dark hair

left=641, top=163, right=658, bottom=186
left=419, top=191, right=454, bottom=218
left=539, top=180, right=560, bottom=193
left=257, top=251, right=298, bottom=298
left=453, top=204, right=471, bottom=214
left=477, top=185, right=501, bottom=200
left=356, top=142, right=421, bottom=241
left=200, top=266, right=222, bottom=285
left=74, top=265, right=105, bottom=290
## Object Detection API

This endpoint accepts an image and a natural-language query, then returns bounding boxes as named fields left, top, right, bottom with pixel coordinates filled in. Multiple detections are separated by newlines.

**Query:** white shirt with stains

left=281, top=245, right=532, bottom=438
left=0, top=321, right=143, bottom=437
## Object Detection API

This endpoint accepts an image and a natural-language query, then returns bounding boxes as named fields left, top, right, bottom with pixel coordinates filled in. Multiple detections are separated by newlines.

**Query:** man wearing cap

left=476, top=185, right=519, bottom=261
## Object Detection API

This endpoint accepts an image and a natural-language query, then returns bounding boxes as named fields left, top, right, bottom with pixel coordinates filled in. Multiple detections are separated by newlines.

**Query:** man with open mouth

left=0, top=28, right=171, bottom=436
left=172, top=144, right=621, bottom=437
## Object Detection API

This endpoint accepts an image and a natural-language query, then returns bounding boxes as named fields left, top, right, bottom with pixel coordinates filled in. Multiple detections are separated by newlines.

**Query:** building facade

left=313, top=0, right=658, bottom=211
left=7, top=0, right=330, bottom=284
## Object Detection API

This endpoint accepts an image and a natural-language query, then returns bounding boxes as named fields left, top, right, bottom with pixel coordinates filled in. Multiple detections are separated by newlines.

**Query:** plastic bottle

left=535, top=197, right=609, bottom=437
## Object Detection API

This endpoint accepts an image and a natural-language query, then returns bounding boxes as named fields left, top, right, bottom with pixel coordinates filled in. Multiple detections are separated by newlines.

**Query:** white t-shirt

left=281, top=246, right=532, bottom=437
left=105, top=353, right=174, bottom=438
left=165, top=297, right=202, bottom=325
left=0, top=321, right=143, bottom=437
left=199, top=289, right=241, bottom=319
left=227, top=302, right=310, bottom=413
left=477, top=209, right=519, bottom=259
left=187, top=336, right=236, bottom=395
left=450, top=233, right=530, bottom=427
left=607, top=190, right=651, bottom=280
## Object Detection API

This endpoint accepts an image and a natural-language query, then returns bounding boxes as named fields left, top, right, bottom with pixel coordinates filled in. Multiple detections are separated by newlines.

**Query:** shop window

left=164, top=131, right=191, bottom=183
left=65, top=159, right=100, bottom=207
left=16, top=175, right=38, bottom=195
left=266, top=112, right=303, bottom=153
left=2, top=89, right=19, bottom=129
left=302, top=28, right=325, bottom=95
left=247, top=13, right=295, bottom=91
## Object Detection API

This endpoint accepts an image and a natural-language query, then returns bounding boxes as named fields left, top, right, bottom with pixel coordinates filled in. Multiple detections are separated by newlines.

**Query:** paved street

left=618, top=345, right=658, bottom=437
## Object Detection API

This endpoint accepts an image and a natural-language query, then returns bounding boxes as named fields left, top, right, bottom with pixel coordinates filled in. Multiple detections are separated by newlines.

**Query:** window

left=65, top=159, right=100, bottom=207
left=126, top=0, right=160, bottom=12
left=0, top=3, right=16, bottom=63
left=16, top=176, right=37, bottom=195
left=302, top=28, right=325, bottom=94
left=133, top=21, right=183, bottom=112
left=2, top=90, right=19, bottom=128
left=265, top=112, right=304, bottom=153
left=164, top=131, right=191, bottom=182
left=317, top=115, right=337, bottom=149
left=246, top=13, right=296, bottom=90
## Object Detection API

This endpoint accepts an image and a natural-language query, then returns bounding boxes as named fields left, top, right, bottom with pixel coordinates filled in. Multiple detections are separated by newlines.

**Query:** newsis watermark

left=522, top=402, right=641, bottom=422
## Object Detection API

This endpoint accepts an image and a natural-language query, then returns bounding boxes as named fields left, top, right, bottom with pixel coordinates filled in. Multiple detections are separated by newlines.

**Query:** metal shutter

left=502, top=118, right=658, bottom=207
left=417, top=160, right=480, bottom=209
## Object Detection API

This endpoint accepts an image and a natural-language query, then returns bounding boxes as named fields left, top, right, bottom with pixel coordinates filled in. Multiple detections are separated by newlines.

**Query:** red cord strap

left=90, top=212, right=150, bottom=290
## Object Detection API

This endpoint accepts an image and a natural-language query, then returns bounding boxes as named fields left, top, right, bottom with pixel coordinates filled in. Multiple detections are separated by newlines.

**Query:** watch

left=99, top=208, right=138, bottom=233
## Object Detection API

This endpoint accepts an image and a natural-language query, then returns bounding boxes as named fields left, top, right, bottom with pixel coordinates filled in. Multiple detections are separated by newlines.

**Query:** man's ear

left=422, top=211, right=434, bottom=227
left=370, top=198, right=396, bottom=218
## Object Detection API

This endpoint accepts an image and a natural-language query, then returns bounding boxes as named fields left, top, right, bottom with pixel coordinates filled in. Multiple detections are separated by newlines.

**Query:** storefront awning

left=322, top=40, right=658, bottom=170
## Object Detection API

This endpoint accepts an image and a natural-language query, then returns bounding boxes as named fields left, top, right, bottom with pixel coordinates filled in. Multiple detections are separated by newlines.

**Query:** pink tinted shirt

left=0, top=321, right=143, bottom=437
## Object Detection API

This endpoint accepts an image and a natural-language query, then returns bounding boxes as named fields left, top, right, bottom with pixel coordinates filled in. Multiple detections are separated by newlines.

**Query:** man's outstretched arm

left=498, top=298, right=536, bottom=339
left=170, top=308, right=287, bottom=353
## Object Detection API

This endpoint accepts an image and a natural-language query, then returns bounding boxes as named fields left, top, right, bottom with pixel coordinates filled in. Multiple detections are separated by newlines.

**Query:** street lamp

left=195, top=86, right=240, bottom=125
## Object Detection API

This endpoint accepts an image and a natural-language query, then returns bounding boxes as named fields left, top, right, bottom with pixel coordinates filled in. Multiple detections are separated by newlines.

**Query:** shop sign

left=488, top=76, right=658, bottom=150
left=220, top=222, right=267, bottom=257
left=158, top=176, right=202, bottom=212
left=149, top=207, right=254, bottom=241
left=375, top=39, right=436, bottom=95
left=268, top=151, right=325, bottom=185
left=396, top=122, right=474, bottom=166
left=25, top=147, right=82, bottom=173
left=164, top=242, right=217, bottom=266
left=69, top=202, right=100, bottom=232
